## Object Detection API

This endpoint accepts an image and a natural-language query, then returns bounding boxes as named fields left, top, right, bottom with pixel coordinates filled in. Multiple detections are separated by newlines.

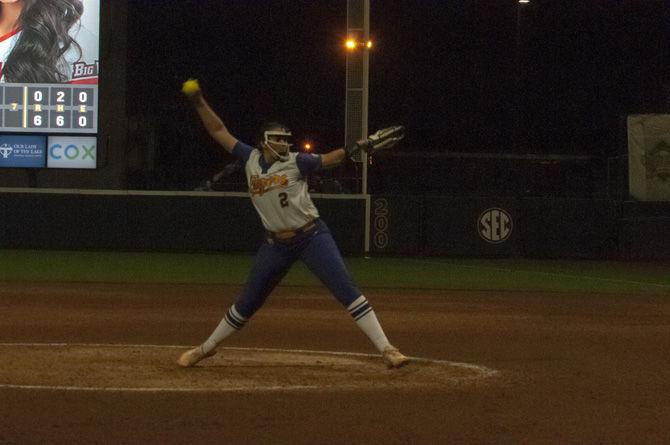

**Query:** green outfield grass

left=0, top=249, right=668, bottom=295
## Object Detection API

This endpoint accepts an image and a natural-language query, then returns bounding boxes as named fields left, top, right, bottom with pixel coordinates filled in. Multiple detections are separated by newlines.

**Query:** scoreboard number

left=0, top=83, right=97, bottom=133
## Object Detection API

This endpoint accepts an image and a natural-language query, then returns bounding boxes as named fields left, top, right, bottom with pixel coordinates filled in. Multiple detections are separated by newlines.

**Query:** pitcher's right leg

left=178, top=240, right=293, bottom=367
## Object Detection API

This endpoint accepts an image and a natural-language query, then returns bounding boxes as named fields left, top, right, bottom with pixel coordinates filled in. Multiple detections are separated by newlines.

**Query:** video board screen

left=0, top=0, right=99, bottom=134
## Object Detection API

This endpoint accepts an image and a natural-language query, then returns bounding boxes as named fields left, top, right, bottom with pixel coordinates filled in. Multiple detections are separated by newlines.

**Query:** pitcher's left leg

left=300, top=226, right=409, bottom=368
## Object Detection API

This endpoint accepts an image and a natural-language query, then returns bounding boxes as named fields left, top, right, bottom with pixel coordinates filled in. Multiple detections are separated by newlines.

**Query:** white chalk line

left=0, top=383, right=319, bottom=393
left=0, top=342, right=499, bottom=393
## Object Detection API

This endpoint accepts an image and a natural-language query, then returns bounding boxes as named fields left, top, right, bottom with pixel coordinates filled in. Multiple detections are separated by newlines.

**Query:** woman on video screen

left=0, top=0, right=93, bottom=83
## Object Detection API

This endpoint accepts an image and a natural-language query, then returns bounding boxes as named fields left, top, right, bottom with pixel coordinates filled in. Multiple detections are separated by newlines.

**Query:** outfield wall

left=0, top=191, right=365, bottom=254
left=368, top=196, right=622, bottom=259
left=0, top=190, right=668, bottom=259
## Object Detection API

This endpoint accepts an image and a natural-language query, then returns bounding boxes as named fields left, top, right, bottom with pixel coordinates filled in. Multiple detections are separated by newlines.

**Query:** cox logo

left=49, top=143, right=95, bottom=160
left=478, top=208, right=513, bottom=244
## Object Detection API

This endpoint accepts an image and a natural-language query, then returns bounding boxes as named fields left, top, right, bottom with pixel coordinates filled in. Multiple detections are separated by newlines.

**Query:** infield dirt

left=0, top=282, right=668, bottom=444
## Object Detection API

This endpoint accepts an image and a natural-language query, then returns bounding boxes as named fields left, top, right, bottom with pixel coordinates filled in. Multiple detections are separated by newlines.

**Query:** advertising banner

left=0, top=134, right=46, bottom=168
left=628, top=114, right=670, bottom=201
left=47, top=135, right=96, bottom=169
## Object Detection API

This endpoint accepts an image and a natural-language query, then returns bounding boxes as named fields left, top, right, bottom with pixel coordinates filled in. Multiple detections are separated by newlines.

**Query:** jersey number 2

left=279, top=192, right=289, bottom=208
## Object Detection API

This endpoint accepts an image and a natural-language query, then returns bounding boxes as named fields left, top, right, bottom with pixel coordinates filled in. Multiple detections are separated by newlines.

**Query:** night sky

left=127, top=0, right=669, bottom=183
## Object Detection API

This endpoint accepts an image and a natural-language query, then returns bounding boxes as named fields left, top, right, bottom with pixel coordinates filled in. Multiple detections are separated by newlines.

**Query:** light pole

left=345, top=0, right=371, bottom=194
left=515, top=0, right=530, bottom=152
left=344, top=0, right=373, bottom=254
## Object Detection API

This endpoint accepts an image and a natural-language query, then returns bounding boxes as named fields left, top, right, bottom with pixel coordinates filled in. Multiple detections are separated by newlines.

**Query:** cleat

left=382, top=346, right=410, bottom=369
left=177, top=346, right=217, bottom=368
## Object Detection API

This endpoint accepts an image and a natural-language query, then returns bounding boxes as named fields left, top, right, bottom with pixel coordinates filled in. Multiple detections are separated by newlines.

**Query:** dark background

left=125, top=0, right=669, bottom=192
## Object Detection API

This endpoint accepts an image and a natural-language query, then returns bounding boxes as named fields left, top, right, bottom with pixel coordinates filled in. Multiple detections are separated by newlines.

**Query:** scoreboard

left=0, top=83, right=97, bottom=134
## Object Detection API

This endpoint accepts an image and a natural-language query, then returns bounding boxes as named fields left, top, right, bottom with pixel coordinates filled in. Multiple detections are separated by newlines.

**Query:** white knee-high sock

left=348, top=295, right=391, bottom=352
left=201, top=305, right=247, bottom=353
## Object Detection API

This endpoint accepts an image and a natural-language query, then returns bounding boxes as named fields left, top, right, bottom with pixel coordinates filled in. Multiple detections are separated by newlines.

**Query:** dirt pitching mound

left=0, top=343, right=498, bottom=392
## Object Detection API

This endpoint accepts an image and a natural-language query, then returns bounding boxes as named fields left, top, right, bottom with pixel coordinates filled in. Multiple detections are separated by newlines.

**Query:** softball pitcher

left=177, top=79, right=408, bottom=369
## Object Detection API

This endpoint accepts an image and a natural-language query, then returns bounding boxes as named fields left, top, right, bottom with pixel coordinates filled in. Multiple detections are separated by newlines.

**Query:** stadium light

left=345, top=39, right=373, bottom=50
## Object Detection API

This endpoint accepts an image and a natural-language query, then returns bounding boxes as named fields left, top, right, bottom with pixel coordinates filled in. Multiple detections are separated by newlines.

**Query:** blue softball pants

left=233, top=219, right=362, bottom=319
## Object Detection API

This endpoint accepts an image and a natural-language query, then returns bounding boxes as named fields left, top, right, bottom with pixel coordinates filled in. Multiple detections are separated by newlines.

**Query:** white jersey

left=0, top=28, right=21, bottom=79
left=235, top=142, right=321, bottom=233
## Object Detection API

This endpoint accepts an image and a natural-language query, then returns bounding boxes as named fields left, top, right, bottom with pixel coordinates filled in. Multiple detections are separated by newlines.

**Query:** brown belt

left=269, top=220, right=317, bottom=240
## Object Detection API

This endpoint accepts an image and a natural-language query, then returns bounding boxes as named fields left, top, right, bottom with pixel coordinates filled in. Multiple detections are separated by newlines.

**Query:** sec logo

left=478, top=208, right=513, bottom=244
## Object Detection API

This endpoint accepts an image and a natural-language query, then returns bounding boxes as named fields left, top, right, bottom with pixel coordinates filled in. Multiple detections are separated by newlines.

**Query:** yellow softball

left=181, top=78, right=201, bottom=95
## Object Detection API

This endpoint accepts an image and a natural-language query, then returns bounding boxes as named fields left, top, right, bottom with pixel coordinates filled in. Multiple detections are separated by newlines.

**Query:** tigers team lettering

left=249, top=174, right=289, bottom=196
